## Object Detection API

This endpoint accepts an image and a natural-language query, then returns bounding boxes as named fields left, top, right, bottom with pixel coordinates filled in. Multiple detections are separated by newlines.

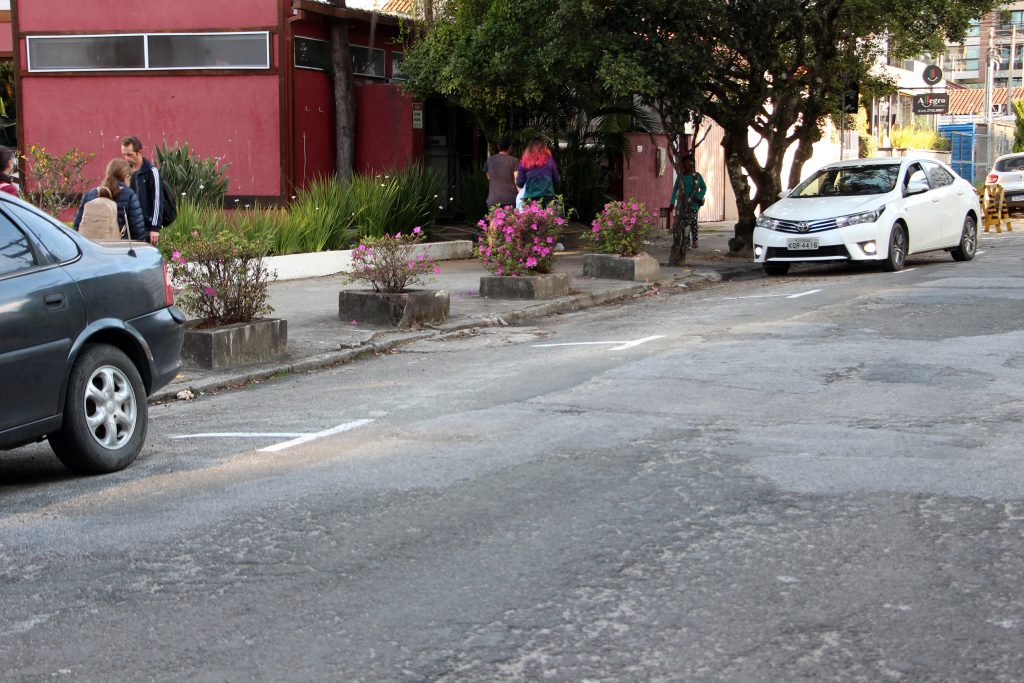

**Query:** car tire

left=49, top=344, right=148, bottom=475
left=763, top=262, right=790, bottom=276
left=882, top=224, right=907, bottom=272
left=951, top=215, right=977, bottom=262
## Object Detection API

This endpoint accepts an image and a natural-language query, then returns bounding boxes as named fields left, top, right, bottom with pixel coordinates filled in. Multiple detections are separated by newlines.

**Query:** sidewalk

left=153, top=221, right=759, bottom=402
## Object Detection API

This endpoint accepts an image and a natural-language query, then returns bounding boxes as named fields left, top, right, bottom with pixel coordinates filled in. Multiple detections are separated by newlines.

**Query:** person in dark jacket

left=121, top=135, right=163, bottom=244
left=74, top=159, right=146, bottom=240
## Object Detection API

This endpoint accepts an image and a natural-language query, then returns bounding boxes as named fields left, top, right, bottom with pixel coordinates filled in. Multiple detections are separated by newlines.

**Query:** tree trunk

left=330, top=21, right=356, bottom=181
left=723, top=129, right=755, bottom=255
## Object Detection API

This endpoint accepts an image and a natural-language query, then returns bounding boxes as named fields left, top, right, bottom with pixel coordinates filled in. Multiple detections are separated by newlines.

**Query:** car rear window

left=995, top=156, right=1024, bottom=171
left=4, top=203, right=80, bottom=263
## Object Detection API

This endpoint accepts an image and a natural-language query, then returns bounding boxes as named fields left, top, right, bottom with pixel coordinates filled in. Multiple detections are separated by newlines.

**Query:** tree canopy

left=403, top=0, right=1000, bottom=252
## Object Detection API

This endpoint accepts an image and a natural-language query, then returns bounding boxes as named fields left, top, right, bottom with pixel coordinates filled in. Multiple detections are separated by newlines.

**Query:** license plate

left=1011, top=194, right=1024, bottom=201
left=787, top=238, right=819, bottom=250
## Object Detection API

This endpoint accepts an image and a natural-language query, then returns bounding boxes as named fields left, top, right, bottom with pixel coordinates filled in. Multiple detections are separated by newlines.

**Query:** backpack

left=79, top=189, right=121, bottom=241
left=159, top=179, right=177, bottom=227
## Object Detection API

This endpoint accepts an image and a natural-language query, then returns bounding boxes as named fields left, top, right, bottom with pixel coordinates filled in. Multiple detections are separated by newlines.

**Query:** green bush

left=345, top=163, right=444, bottom=241
left=156, top=141, right=231, bottom=207
left=889, top=126, right=948, bottom=152
left=165, top=227, right=275, bottom=326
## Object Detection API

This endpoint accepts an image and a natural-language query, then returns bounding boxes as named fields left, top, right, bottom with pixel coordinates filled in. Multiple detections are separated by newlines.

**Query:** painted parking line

left=171, top=432, right=305, bottom=439
left=894, top=268, right=918, bottom=274
left=722, top=289, right=821, bottom=301
left=533, top=335, right=665, bottom=351
left=786, top=289, right=822, bottom=299
left=169, top=419, right=375, bottom=453
left=260, top=419, right=374, bottom=453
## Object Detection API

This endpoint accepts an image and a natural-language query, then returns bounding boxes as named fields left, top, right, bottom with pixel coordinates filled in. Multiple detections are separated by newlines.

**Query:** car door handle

left=44, top=292, right=65, bottom=307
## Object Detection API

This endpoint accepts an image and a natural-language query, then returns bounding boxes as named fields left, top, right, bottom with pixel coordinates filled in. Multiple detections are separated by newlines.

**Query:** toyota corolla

left=753, top=157, right=980, bottom=276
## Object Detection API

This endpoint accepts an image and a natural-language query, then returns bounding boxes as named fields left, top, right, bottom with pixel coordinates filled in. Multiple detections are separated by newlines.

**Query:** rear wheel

left=951, top=215, right=977, bottom=262
left=882, top=224, right=907, bottom=272
left=763, top=262, right=790, bottom=276
left=49, top=344, right=148, bottom=475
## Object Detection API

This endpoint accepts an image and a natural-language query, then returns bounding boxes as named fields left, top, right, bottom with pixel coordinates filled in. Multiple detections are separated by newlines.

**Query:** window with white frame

left=26, top=32, right=271, bottom=72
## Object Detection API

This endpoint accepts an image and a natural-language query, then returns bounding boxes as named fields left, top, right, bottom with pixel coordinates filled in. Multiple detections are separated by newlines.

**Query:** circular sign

left=922, top=65, right=943, bottom=86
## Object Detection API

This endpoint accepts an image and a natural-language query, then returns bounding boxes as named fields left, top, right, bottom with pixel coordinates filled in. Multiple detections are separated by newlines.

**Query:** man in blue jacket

left=121, top=135, right=163, bottom=245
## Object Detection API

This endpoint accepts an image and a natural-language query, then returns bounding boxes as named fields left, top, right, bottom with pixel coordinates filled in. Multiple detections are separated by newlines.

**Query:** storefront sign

left=912, top=93, right=948, bottom=115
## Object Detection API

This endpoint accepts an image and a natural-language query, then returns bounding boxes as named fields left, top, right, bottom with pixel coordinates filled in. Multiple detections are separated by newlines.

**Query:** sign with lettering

left=912, top=93, right=948, bottom=115
left=412, top=102, right=424, bottom=129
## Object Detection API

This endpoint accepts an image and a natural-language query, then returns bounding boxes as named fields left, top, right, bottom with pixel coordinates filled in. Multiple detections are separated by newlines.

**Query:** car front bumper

left=753, top=223, right=887, bottom=264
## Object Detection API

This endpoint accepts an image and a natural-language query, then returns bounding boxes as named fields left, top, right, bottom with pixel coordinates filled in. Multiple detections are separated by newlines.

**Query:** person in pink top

left=0, top=146, right=19, bottom=197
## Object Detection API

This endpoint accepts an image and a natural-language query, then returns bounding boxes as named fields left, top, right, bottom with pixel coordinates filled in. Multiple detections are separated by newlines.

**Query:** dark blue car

left=0, top=193, right=184, bottom=474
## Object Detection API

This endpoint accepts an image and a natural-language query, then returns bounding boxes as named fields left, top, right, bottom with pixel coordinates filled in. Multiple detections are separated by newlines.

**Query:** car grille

left=773, top=218, right=839, bottom=234
left=766, top=245, right=849, bottom=259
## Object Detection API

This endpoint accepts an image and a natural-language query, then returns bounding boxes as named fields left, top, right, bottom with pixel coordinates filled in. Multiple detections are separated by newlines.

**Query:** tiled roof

left=381, top=0, right=414, bottom=15
left=947, top=87, right=1024, bottom=115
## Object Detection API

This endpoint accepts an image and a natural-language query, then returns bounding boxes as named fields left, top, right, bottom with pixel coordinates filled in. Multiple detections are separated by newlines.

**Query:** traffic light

left=843, top=82, right=859, bottom=114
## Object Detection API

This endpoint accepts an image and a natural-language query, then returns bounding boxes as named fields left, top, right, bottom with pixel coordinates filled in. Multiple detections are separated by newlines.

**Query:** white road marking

left=533, top=335, right=665, bottom=351
left=722, top=289, right=821, bottom=301
left=609, top=335, right=665, bottom=350
left=894, top=268, right=918, bottom=274
left=977, top=250, right=986, bottom=255
left=171, top=432, right=304, bottom=440
left=259, top=419, right=374, bottom=453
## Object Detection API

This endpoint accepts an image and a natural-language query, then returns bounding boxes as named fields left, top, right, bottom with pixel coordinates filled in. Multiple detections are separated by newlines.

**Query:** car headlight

left=755, top=214, right=782, bottom=230
left=836, top=206, right=885, bottom=228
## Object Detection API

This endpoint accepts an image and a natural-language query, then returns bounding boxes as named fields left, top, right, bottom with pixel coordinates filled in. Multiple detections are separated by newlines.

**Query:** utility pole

left=1012, top=25, right=1018, bottom=118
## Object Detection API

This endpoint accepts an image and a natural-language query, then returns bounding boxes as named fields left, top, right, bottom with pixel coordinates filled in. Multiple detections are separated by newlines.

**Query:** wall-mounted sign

left=912, top=92, right=948, bottom=115
left=412, top=102, right=423, bottom=129
left=922, top=65, right=943, bottom=86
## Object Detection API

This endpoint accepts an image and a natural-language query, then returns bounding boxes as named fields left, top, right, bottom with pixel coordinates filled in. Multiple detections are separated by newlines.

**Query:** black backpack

left=159, top=179, right=177, bottom=227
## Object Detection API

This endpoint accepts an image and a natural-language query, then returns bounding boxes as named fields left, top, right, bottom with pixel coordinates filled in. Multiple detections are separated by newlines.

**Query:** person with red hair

left=515, top=137, right=560, bottom=207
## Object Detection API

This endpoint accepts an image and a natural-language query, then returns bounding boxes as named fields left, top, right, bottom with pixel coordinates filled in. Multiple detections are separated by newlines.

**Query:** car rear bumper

left=753, top=224, right=885, bottom=263
left=128, top=305, right=185, bottom=393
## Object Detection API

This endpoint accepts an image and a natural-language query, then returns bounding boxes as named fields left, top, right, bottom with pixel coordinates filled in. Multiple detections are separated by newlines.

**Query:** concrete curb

left=151, top=261, right=762, bottom=404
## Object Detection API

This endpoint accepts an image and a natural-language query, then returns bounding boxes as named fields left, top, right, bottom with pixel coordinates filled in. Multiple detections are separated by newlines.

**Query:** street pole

left=1012, top=25, right=1018, bottom=118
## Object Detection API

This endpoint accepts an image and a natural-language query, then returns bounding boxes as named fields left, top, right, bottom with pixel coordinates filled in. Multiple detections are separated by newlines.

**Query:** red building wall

left=16, top=0, right=283, bottom=197
left=22, top=75, right=281, bottom=197
left=622, top=133, right=674, bottom=213
left=16, top=1, right=278, bottom=32
left=355, top=84, right=422, bottom=175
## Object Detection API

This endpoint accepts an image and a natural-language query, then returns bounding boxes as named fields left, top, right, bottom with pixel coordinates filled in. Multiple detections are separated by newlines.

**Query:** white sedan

left=753, top=157, right=980, bottom=276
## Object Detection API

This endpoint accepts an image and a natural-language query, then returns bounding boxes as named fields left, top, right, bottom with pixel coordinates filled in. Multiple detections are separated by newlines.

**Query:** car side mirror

left=905, top=177, right=929, bottom=195
left=778, top=190, right=789, bottom=199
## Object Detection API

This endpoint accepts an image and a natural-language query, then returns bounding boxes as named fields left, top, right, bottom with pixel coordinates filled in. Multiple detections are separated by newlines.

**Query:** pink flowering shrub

left=476, top=201, right=564, bottom=276
left=585, top=199, right=658, bottom=257
left=345, top=226, right=440, bottom=293
left=164, top=229, right=275, bottom=327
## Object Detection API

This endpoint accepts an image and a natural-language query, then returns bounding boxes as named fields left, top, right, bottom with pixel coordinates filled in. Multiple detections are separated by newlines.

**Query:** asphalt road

left=3, top=233, right=1024, bottom=682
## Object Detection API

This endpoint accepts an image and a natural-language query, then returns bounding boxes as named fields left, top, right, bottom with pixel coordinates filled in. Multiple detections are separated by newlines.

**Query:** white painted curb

left=263, top=240, right=474, bottom=281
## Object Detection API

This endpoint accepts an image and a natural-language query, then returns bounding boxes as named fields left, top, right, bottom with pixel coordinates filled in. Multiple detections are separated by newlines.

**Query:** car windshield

left=791, top=164, right=900, bottom=197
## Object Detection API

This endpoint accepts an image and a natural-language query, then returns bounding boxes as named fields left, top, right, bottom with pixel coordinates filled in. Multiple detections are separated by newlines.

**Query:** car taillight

left=987, top=173, right=999, bottom=184
left=162, top=261, right=175, bottom=306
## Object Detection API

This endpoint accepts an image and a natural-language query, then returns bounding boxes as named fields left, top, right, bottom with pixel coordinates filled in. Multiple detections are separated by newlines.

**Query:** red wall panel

left=292, top=68, right=336, bottom=188
left=16, top=1, right=278, bottom=32
left=0, top=21, right=12, bottom=53
left=354, top=83, right=422, bottom=175
left=21, top=75, right=281, bottom=196
left=622, top=133, right=674, bottom=213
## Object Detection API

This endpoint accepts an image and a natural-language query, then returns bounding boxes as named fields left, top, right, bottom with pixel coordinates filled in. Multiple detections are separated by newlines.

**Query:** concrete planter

left=182, top=318, right=288, bottom=370
left=479, top=273, right=571, bottom=300
left=339, top=289, right=450, bottom=328
left=582, top=253, right=660, bottom=281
